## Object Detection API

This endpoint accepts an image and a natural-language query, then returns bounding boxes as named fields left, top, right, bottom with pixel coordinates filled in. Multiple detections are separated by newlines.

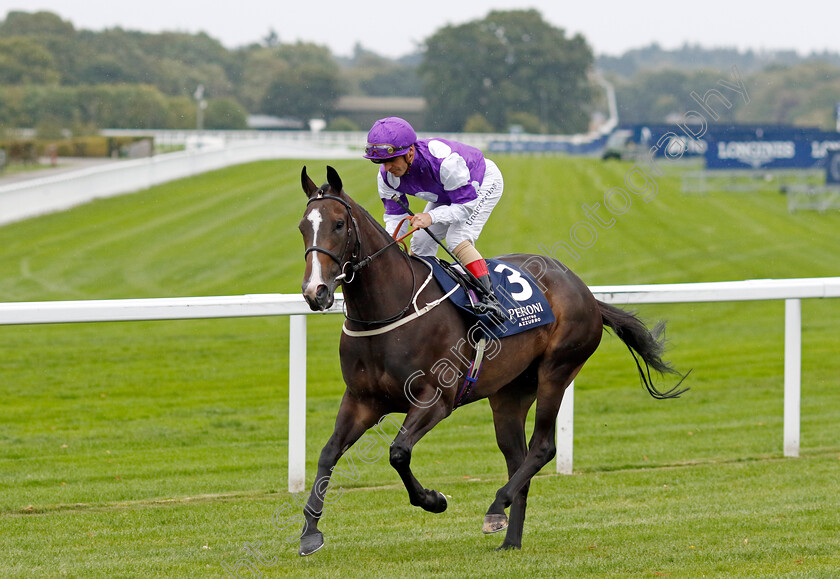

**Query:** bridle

left=304, top=191, right=417, bottom=326
left=304, top=192, right=362, bottom=283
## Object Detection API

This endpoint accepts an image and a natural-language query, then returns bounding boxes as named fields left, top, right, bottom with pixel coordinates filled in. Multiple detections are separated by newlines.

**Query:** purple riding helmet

left=363, top=117, right=417, bottom=161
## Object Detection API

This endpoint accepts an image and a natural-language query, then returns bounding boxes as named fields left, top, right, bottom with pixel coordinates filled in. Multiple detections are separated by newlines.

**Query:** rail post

left=288, top=315, right=307, bottom=492
left=556, top=381, right=574, bottom=474
left=784, top=299, right=801, bottom=457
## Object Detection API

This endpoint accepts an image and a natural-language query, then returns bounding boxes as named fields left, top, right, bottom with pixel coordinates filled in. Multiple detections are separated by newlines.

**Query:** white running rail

left=1, top=277, right=838, bottom=491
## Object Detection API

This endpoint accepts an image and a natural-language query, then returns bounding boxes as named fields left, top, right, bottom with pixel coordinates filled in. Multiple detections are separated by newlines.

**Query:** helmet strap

left=404, top=145, right=415, bottom=173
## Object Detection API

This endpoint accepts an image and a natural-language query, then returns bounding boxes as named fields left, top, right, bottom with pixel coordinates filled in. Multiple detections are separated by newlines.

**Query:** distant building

left=246, top=97, right=426, bottom=132
left=334, top=96, right=426, bottom=130
left=247, top=115, right=306, bottom=130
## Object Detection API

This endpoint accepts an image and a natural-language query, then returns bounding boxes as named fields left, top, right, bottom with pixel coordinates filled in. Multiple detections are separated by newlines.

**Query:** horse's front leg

left=299, top=393, right=381, bottom=556
left=389, top=394, right=451, bottom=514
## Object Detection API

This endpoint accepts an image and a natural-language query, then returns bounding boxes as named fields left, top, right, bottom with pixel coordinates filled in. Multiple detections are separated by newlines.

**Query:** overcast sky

left=2, top=0, right=838, bottom=58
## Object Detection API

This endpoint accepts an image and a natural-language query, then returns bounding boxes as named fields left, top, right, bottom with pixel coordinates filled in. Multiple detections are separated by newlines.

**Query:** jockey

left=363, top=116, right=507, bottom=321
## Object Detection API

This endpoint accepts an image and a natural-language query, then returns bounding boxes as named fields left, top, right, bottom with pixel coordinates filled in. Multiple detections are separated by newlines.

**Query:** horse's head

left=299, top=166, right=359, bottom=311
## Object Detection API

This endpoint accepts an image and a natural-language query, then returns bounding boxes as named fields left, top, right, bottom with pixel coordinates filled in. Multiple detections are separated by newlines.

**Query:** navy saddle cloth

left=418, top=256, right=555, bottom=339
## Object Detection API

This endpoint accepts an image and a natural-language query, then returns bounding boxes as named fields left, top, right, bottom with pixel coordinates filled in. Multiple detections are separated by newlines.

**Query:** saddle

left=434, top=259, right=491, bottom=313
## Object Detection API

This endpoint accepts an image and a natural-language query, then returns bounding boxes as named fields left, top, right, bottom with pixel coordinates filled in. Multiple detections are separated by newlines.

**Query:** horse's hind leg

left=485, top=383, right=537, bottom=548
left=485, top=361, right=583, bottom=550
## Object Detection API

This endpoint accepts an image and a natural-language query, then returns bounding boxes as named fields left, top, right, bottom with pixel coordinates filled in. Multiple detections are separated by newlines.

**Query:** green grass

left=1, top=157, right=839, bottom=577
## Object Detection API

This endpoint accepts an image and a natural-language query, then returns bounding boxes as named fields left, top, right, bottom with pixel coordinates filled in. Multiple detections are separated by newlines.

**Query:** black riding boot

left=473, top=274, right=510, bottom=323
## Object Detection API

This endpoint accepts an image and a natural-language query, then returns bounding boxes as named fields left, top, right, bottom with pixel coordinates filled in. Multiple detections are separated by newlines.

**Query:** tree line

left=1, top=9, right=838, bottom=136
left=0, top=9, right=595, bottom=135
left=603, top=45, right=840, bottom=129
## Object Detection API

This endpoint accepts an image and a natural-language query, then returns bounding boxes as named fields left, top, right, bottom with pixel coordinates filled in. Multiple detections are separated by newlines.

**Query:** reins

left=391, top=216, right=418, bottom=252
left=305, top=192, right=418, bottom=328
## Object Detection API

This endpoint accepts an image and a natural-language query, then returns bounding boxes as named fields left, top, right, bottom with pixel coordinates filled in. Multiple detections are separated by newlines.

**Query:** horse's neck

left=342, top=221, right=417, bottom=323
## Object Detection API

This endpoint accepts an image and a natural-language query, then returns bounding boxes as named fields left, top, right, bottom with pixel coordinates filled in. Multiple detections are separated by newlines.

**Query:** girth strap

left=454, top=336, right=487, bottom=408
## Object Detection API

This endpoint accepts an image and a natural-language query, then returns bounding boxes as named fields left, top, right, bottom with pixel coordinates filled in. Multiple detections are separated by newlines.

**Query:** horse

left=296, top=166, right=687, bottom=556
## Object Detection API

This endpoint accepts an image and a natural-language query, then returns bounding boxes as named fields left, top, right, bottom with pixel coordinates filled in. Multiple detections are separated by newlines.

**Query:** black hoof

left=432, top=490, right=448, bottom=513
left=413, top=489, right=448, bottom=513
left=496, top=542, right=522, bottom=551
left=299, top=531, right=324, bottom=556
left=426, top=490, right=448, bottom=513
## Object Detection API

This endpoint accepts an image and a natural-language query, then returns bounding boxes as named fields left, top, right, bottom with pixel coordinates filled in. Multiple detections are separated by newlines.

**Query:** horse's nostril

left=316, top=285, right=329, bottom=301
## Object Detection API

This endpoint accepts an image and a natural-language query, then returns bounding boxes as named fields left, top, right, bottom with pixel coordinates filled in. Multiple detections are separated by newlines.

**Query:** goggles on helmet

left=364, top=143, right=407, bottom=159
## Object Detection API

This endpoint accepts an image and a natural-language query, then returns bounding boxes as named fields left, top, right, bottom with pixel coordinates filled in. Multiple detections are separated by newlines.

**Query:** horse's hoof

left=496, top=542, right=521, bottom=551
left=482, top=513, right=508, bottom=534
left=413, top=489, right=448, bottom=513
left=299, top=531, right=324, bottom=556
left=428, top=490, right=448, bottom=513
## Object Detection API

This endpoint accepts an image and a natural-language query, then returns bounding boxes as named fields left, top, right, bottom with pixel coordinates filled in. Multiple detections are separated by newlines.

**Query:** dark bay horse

left=297, top=166, right=686, bottom=555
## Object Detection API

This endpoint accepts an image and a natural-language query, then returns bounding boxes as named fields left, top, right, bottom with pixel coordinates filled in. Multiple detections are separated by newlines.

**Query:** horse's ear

left=301, top=166, right=318, bottom=198
left=326, top=166, right=343, bottom=194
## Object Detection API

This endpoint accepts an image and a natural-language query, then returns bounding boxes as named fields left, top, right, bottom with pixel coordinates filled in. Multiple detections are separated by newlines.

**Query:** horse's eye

left=335, top=220, right=345, bottom=231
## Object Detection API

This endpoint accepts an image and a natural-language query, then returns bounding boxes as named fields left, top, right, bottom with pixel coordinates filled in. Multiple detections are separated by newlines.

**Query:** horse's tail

left=597, top=300, right=689, bottom=400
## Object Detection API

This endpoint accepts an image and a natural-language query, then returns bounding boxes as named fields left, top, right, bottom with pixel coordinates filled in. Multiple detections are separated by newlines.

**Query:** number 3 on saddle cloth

left=417, top=256, right=556, bottom=338
left=417, top=257, right=556, bottom=406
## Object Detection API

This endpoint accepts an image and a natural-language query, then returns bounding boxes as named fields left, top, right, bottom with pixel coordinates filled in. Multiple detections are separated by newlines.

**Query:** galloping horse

left=297, top=166, right=686, bottom=555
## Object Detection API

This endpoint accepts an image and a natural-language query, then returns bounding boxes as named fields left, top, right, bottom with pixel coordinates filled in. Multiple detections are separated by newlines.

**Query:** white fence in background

left=100, top=127, right=613, bottom=153
left=1, top=277, right=838, bottom=492
left=0, top=139, right=358, bottom=226
left=2, top=128, right=599, bottom=227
